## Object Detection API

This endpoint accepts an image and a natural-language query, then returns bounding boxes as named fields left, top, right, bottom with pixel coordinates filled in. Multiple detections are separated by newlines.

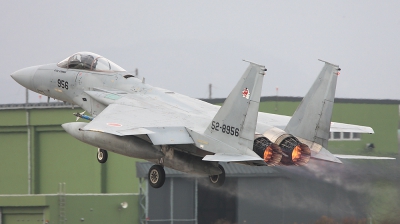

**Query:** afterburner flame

left=263, top=146, right=273, bottom=162
left=292, top=145, right=302, bottom=162
left=253, top=136, right=282, bottom=166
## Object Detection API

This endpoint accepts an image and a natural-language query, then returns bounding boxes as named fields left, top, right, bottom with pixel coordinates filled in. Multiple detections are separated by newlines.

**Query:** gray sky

left=1, top=1, right=399, bottom=104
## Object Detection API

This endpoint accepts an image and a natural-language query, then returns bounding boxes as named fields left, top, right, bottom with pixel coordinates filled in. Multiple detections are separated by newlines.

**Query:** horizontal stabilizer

left=311, top=147, right=342, bottom=163
left=334, top=154, right=396, bottom=160
left=203, top=153, right=263, bottom=162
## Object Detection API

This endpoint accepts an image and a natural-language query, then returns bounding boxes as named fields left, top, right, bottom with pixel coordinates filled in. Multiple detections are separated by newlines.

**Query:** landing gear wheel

left=148, top=165, right=166, bottom=188
left=209, top=164, right=225, bottom=187
left=97, top=148, right=108, bottom=163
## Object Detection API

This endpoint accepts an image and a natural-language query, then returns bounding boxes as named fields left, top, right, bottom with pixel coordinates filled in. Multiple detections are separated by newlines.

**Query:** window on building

left=343, top=132, right=351, bottom=139
left=329, top=132, right=362, bottom=141
left=352, top=133, right=361, bottom=139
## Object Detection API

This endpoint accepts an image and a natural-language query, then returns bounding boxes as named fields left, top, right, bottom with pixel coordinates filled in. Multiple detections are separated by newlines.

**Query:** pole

left=170, top=178, right=173, bottom=224
left=27, top=110, right=30, bottom=194
left=195, top=179, right=198, bottom=224
left=209, top=84, right=212, bottom=99
left=275, top=87, right=279, bottom=111
left=26, top=88, right=28, bottom=105
left=26, top=88, right=31, bottom=194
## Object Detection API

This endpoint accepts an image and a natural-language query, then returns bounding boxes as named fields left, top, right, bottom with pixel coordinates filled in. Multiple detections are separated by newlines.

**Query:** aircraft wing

left=81, top=103, right=195, bottom=145
left=257, top=113, right=374, bottom=134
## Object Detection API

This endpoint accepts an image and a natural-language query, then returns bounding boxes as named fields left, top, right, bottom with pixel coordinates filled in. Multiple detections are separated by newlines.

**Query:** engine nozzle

left=253, top=136, right=283, bottom=166
left=278, top=136, right=311, bottom=166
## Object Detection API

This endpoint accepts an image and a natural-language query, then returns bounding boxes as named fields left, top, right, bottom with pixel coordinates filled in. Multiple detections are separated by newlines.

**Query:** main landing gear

left=97, top=148, right=108, bottom=163
left=147, top=163, right=225, bottom=188
left=148, top=165, right=166, bottom=188
left=208, top=164, right=225, bottom=187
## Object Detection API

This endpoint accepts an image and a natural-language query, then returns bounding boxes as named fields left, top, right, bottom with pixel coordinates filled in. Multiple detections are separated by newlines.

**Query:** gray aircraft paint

left=10, top=52, right=384, bottom=177
left=284, top=60, right=340, bottom=150
left=204, top=63, right=265, bottom=151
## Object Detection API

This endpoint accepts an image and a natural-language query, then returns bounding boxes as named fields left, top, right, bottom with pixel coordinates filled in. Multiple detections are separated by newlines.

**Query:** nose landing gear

left=97, top=148, right=108, bottom=163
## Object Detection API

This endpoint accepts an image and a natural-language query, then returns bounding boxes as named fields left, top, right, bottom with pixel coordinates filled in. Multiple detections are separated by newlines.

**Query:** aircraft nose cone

left=11, top=65, right=40, bottom=90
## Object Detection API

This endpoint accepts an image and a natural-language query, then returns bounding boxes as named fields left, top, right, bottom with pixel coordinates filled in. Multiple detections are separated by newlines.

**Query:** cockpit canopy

left=57, top=52, right=125, bottom=72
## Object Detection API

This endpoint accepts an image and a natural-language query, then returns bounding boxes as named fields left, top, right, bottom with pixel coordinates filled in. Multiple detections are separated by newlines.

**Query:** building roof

left=202, top=96, right=400, bottom=105
left=0, top=102, right=77, bottom=110
left=136, top=162, right=282, bottom=178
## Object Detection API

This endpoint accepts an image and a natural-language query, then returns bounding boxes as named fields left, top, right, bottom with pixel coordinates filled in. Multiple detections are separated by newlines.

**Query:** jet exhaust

left=277, top=136, right=310, bottom=166
left=253, top=135, right=282, bottom=166
left=262, top=128, right=311, bottom=166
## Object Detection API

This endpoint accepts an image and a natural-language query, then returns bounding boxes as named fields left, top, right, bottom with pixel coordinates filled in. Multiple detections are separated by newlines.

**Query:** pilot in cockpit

left=57, top=52, right=126, bottom=72
left=81, top=55, right=94, bottom=70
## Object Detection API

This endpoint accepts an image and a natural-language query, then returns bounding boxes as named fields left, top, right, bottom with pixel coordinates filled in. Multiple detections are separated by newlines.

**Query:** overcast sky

left=1, top=1, right=399, bottom=104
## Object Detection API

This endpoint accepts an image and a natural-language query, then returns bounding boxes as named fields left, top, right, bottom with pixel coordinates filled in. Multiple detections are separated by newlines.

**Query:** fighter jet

left=11, top=52, right=391, bottom=188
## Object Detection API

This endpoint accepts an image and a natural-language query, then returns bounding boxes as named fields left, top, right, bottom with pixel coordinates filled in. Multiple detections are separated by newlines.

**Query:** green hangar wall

left=0, top=103, right=141, bottom=195
left=0, top=194, right=137, bottom=224
left=0, top=103, right=142, bottom=224
left=0, top=98, right=398, bottom=224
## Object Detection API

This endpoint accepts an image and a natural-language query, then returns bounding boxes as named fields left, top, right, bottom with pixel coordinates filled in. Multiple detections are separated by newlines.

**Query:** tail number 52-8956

left=211, top=121, right=239, bottom=136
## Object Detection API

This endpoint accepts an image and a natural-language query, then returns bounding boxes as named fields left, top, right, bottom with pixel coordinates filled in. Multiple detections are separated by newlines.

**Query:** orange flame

left=264, top=146, right=272, bottom=162
left=292, top=145, right=302, bottom=162
left=263, top=146, right=273, bottom=162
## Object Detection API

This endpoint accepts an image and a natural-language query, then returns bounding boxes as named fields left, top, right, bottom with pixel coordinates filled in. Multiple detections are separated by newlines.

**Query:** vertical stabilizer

left=284, top=60, right=341, bottom=150
left=204, top=61, right=266, bottom=151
